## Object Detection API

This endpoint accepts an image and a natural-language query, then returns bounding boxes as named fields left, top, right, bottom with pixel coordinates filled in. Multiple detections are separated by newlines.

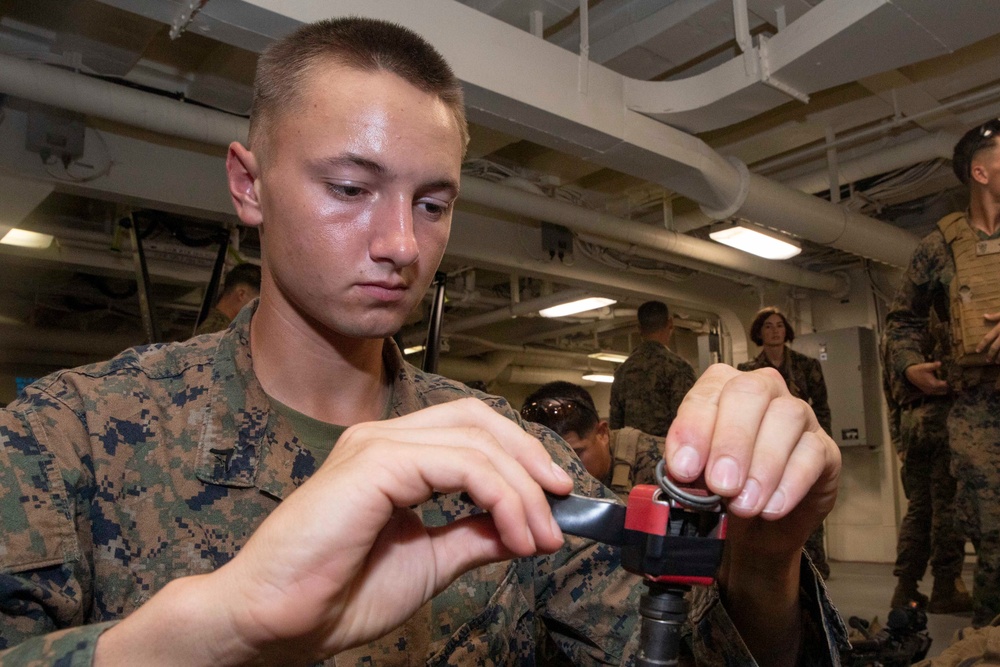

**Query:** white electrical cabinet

left=791, top=327, right=883, bottom=449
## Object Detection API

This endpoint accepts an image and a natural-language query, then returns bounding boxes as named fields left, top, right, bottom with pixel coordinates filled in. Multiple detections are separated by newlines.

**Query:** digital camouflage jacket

left=0, top=306, right=846, bottom=666
left=738, top=348, right=832, bottom=437
left=609, top=341, right=697, bottom=438
left=883, top=217, right=1000, bottom=392
left=603, top=428, right=663, bottom=501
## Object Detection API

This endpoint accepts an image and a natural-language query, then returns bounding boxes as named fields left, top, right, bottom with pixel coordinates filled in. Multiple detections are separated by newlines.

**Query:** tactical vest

left=608, top=427, right=643, bottom=496
left=937, top=213, right=1000, bottom=367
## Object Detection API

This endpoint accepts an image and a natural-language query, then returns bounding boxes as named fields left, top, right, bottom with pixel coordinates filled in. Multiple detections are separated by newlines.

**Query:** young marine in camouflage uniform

left=521, top=381, right=663, bottom=501
left=610, top=301, right=697, bottom=438
left=881, top=315, right=969, bottom=613
left=0, top=17, right=847, bottom=665
left=883, top=120, right=1000, bottom=627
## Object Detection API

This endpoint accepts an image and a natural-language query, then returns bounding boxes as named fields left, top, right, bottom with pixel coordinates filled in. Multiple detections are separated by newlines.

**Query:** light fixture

left=708, top=221, right=801, bottom=260
left=538, top=296, right=616, bottom=318
left=1, top=228, right=54, bottom=249
left=581, top=372, right=615, bottom=383
left=587, top=351, right=629, bottom=363
left=403, top=344, right=425, bottom=355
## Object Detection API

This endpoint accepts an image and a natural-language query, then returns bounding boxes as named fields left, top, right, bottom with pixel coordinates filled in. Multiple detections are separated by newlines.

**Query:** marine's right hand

left=93, top=398, right=572, bottom=666
left=904, top=361, right=949, bottom=395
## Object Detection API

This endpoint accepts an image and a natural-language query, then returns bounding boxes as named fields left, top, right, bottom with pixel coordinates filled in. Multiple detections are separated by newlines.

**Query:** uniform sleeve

left=664, top=359, right=696, bottom=427
left=527, top=423, right=642, bottom=665
left=690, top=557, right=848, bottom=666
left=0, top=395, right=106, bottom=666
left=609, top=371, right=624, bottom=430
left=632, top=432, right=664, bottom=487
left=805, top=358, right=832, bottom=437
left=883, top=231, right=946, bottom=379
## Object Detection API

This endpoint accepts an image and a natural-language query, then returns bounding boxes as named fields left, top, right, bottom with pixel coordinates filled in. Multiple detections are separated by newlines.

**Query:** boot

left=890, top=578, right=928, bottom=609
left=927, top=577, right=973, bottom=613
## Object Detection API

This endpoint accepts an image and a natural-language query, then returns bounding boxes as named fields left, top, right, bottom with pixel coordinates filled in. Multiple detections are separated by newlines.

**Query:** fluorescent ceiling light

left=538, top=297, right=616, bottom=318
left=1, top=228, right=54, bottom=249
left=403, top=345, right=425, bottom=355
left=581, top=373, right=615, bottom=383
left=587, top=351, right=629, bottom=363
left=708, top=222, right=800, bottom=260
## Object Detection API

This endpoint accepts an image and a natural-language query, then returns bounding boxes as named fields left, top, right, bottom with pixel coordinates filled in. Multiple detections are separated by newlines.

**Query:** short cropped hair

left=952, top=119, right=1000, bottom=186
left=221, top=262, right=262, bottom=296
left=248, top=17, right=469, bottom=162
left=637, top=300, right=671, bottom=335
left=749, top=306, right=794, bottom=346
left=521, top=381, right=600, bottom=438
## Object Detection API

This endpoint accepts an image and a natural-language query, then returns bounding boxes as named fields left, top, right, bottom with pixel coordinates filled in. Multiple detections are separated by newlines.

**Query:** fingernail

left=762, top=489, right=786, bottom=515
left=551, top=461, right=572, bottom=484
left=672, top=446, right=700, bottom=479
left=524, top=523, right=537, bottom=552
left=709, top=456, right=740, bottom=492
left=550, top=514, right=564, bottom=543
left=732, top=478, right=760, bottom=511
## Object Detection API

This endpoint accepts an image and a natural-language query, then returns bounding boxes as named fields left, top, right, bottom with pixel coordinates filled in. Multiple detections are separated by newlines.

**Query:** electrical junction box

left=791, top=326, right=882, bottom=449
left=26, top=106, right=85, bottom=167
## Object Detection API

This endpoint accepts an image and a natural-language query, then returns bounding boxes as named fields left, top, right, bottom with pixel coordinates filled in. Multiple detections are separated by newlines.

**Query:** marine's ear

left=226, top=142, right=263, bottom=228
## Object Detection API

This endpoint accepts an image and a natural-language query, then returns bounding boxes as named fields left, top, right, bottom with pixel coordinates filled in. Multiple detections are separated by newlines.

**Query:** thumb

left=425, top=515, right=521, bottom=592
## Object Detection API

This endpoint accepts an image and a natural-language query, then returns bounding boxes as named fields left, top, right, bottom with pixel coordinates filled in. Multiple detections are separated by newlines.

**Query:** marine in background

left=610, top=300, right=697, bottom=437
left=738, top=306, right=832, bottom=580
left=522, top=380, right=663, bottom=500
left=883, top=120, right=1000, bottom=627
left=882, top=311, right=970, bottom=613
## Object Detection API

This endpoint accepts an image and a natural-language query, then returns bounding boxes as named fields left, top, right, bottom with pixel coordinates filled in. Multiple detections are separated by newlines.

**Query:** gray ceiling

left=0, top=0, right=997, bottom=380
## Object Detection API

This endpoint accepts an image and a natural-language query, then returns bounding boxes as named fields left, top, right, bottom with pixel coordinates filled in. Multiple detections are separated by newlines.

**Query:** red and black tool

left=547, top=461, right=727, bottom=666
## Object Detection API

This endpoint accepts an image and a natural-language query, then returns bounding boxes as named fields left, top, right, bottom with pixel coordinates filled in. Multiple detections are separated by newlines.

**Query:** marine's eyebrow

left=313, top=153, right=390, bottom=176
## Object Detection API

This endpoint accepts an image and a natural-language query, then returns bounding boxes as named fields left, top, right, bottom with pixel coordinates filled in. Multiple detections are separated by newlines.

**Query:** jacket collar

left=194, top=303, right=417, bottom=500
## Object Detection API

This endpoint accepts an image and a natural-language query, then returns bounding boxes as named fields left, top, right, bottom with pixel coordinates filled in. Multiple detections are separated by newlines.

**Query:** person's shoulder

left=613, top=426, right=662, bottom=449
left=907, top=227, right=949, bottom=275
left=663, top=347, right=694, bottom=369
left=16, top=334, right=222, bottom=410
left=407, top=367, right=519, bottom=418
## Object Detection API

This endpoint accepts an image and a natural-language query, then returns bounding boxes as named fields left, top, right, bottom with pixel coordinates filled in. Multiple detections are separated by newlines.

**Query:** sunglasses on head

left=978, top=119, right=1000, bottom=139
left=520, top=397, right=598, bottom=426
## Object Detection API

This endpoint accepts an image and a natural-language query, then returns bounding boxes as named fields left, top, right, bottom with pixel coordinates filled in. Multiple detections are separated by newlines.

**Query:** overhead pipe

left=460, top=177, right=846, bottom=293
left=671, top=132, right=959, bottom=233
left=780, top=132, right=959, bottom=195
left=755, top=81, right=1000, bottom=175
left=448, top=333, right=617, bottom=366
left=0, top=39, right=913, bottom=275
left=0, top=52, right=247, bottom=147
left=441, top=288, right=589, bottom=335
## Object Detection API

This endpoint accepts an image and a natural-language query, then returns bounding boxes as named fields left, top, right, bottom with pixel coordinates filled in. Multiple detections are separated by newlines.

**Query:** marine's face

left=761, top=313, right=787, bottom=346
left=562, top=423, right=612, bottom=482
left=247, top=64, right=463, bottom=340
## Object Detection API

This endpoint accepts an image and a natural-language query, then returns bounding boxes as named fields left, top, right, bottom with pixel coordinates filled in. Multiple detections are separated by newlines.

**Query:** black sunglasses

left=520, top=397, right=599, bottom=426
left=969, top=118, right=1000, bottom=160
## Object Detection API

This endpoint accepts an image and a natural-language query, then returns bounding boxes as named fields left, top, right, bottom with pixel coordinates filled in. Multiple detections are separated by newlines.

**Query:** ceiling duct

left=86, top=0, right=927, bottom=266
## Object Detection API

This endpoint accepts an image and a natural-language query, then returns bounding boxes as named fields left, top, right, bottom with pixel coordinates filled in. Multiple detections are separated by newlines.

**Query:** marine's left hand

left=663, top=364, right=840, bottom=667
left=665, top=364, right=840, bottom=557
